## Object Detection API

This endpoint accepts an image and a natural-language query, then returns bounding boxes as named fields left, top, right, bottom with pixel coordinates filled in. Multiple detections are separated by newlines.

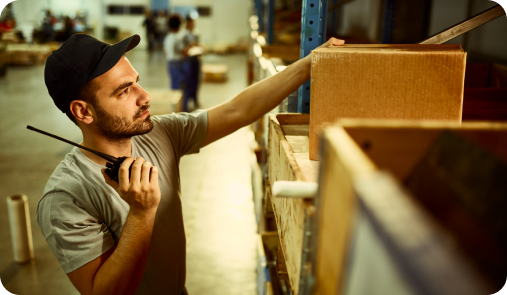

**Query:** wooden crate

left=267, top=114, right=318, bottom=295
left=310, top=120, right=507, bottom=295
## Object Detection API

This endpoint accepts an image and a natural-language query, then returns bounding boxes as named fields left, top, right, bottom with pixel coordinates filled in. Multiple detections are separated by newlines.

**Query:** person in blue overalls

left=182, top=15, right=200, bottom=110
left=163, top=15, right=189, bottom=110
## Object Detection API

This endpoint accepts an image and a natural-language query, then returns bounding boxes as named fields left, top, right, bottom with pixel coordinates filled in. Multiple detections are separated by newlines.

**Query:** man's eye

left=122, top=88, right=129, bottom=95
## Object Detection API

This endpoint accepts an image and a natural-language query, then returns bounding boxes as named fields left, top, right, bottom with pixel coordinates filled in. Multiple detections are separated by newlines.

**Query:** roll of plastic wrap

left=6, top=194, right=34, bottom=264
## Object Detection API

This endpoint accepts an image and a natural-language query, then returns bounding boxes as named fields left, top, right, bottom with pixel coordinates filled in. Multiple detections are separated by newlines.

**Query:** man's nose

left=136, top=84, right=151, bottom=105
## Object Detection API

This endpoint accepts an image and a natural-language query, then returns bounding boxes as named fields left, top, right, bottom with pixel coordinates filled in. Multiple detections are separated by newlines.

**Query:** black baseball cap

left=45, top=34, right=141, bottom=113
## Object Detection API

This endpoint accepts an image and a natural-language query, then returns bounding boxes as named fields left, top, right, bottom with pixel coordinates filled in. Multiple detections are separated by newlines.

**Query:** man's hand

left=302, top=37, right=345, bottom=67
left=319, top=37, right=346, bottom=49
left=102, top=157, right=161, bottom=214
left=70, top=158, right=161, bottom=295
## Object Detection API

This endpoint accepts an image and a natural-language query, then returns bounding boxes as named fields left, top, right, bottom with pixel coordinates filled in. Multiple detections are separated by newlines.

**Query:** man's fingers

left=321, top=37, right=345, bottom=48
left=119, top=157, right=135, bottom=189
left=150, top=166, right=159, bottom=188
left=331, top=38, right=345, bottom=46
left=141, top=162, right=153, bottom=185
left=129, top=157, right=146, bottom=185
left=101, top=169, right=119, bottom=190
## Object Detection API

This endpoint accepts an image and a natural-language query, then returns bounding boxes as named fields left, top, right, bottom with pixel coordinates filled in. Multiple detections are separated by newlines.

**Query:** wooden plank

left=354, top=172, right=491, bottom=295
left=313, top=126, right=376, bottom=295
left=293, top=153, right=319, bottom=183
left=268, top=115, right=305, bottom=182
left=343, top=128, right=441, bottom=181
left=419, top=5, right=505, bottom=45
left=264, top=180, right=274, bottom=216
left=277, top=113, right=310, bottom=125
left=268, top=114, right=312, bottom=295
left=285, top=136, right=310, bottom=153
left=277, top=243, right=290, bottom=281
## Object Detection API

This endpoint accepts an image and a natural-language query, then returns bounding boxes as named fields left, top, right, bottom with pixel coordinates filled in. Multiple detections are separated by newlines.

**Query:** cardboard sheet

left=309, top=44, right=466, bottom=160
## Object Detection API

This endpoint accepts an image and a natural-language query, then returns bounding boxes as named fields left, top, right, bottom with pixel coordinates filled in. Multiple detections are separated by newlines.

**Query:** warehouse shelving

left=250, top=2, right=507, bottom=295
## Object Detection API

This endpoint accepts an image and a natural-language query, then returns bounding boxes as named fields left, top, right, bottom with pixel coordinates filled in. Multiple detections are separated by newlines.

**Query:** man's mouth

left=135, top=105, right=150, bottom=119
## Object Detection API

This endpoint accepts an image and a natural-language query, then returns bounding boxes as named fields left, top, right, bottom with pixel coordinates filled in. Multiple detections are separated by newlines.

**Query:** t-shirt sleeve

left=36, top=191, right=115, bottom=274
left=154, top=109, right=208, bottom=158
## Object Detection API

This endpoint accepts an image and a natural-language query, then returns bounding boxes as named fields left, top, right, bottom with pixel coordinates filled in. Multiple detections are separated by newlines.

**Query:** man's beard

left=94, top=103, right=154, bottom=142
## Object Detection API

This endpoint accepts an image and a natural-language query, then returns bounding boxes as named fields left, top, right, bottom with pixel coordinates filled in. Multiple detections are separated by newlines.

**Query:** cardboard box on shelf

left=202, top=64, right=228, bottom=82
left=309, top=44, right=467, bottom=160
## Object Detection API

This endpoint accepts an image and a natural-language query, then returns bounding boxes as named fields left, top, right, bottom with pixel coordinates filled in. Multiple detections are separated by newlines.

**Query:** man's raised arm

left=202, top=38, right=345, bottom=147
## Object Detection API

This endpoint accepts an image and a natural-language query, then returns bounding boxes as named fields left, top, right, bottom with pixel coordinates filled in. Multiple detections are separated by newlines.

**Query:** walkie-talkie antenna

left=26, top=125, right=118, bottom=163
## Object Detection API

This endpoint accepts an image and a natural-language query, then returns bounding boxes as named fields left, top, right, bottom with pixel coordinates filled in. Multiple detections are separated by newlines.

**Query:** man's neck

left=80, top=132, right=132, bottom=167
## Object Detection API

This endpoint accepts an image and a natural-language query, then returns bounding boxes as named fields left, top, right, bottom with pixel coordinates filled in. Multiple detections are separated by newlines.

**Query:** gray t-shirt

left=36, top=110, right=208, bottom=295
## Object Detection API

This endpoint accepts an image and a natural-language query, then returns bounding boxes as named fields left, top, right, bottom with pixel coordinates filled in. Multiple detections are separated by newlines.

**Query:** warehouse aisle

left=0, top=49, right=257, bottom=294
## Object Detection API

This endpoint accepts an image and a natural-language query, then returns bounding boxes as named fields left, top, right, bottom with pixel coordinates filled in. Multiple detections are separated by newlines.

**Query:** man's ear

left=70, top=100, right=95, bottom=125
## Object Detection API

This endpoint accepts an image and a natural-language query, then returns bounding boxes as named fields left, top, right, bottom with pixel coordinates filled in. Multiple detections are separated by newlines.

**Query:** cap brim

left=88, top=34, right=141, bottom=81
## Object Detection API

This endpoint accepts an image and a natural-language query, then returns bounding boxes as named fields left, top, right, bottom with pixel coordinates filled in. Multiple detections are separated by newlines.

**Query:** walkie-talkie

left=27, top=125, right=130, bottom=182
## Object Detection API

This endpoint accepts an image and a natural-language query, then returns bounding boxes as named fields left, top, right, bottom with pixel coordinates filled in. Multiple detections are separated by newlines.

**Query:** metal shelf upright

left=298, top=0, right=329, bottom=113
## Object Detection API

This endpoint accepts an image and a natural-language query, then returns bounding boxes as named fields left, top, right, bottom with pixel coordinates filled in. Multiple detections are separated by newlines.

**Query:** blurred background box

left=144, top=88, right=183, bottom=114
left=202, top=64, right=228, bottom=82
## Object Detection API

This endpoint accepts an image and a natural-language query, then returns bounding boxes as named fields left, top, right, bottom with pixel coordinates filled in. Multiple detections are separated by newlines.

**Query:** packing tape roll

left=6, top=194, right=34, bottom=264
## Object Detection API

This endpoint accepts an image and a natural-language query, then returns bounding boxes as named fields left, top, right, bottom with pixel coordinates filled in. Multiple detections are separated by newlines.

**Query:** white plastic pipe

left=7, top=194, right=34, bottom=264
left=272, top=181, right=318, bottom=199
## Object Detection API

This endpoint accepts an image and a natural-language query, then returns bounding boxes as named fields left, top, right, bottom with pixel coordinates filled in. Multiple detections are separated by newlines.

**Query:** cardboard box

left=202, top=64, right=228, bottom=82
left=309, top=44, right=467, bottom=160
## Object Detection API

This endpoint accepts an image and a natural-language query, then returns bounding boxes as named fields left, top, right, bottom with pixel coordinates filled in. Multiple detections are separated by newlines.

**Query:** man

left=182, top=15, right=200, bottom=110
left=37, top=33, right=344, bottom=295
left=142, top=10, right=155, bottom=51
left=154, top=10, right=168, bottom=46
left=163, top=15, right=187, bottom=93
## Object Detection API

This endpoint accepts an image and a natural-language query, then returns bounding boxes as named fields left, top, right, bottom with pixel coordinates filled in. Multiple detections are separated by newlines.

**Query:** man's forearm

left=232, top=56, right=311, bottom=126
left=91, top=210, right=156, bottom=295
left=203, top=56, right=311, bottom=145
left=202, top=38, right=343, bottom=147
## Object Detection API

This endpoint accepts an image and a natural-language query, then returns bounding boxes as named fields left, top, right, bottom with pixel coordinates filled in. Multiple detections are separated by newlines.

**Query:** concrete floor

left=0, top=50, right=258, bottom=294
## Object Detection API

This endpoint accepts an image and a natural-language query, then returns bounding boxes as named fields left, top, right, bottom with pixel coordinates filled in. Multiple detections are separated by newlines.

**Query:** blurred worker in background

left=0, top=16, right=16, bottom=33
left=182, top=15, right=200, bottom=110
left=142, top=10, right=155, bottom=51
left=41, top=10, right=54, bottom=43
left=62, top=16, right=75, bottom=41
left=154, top=10, right=168, bottom=47
left=164, top=14, right=194, bottom=112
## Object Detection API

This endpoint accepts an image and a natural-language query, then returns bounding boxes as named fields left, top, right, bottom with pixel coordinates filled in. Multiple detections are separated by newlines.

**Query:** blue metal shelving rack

left=267, top=0, right=275, bottom=44
left=298, top=0, right=329, bottom=113
left=256, top=0, right=264, bottom=32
